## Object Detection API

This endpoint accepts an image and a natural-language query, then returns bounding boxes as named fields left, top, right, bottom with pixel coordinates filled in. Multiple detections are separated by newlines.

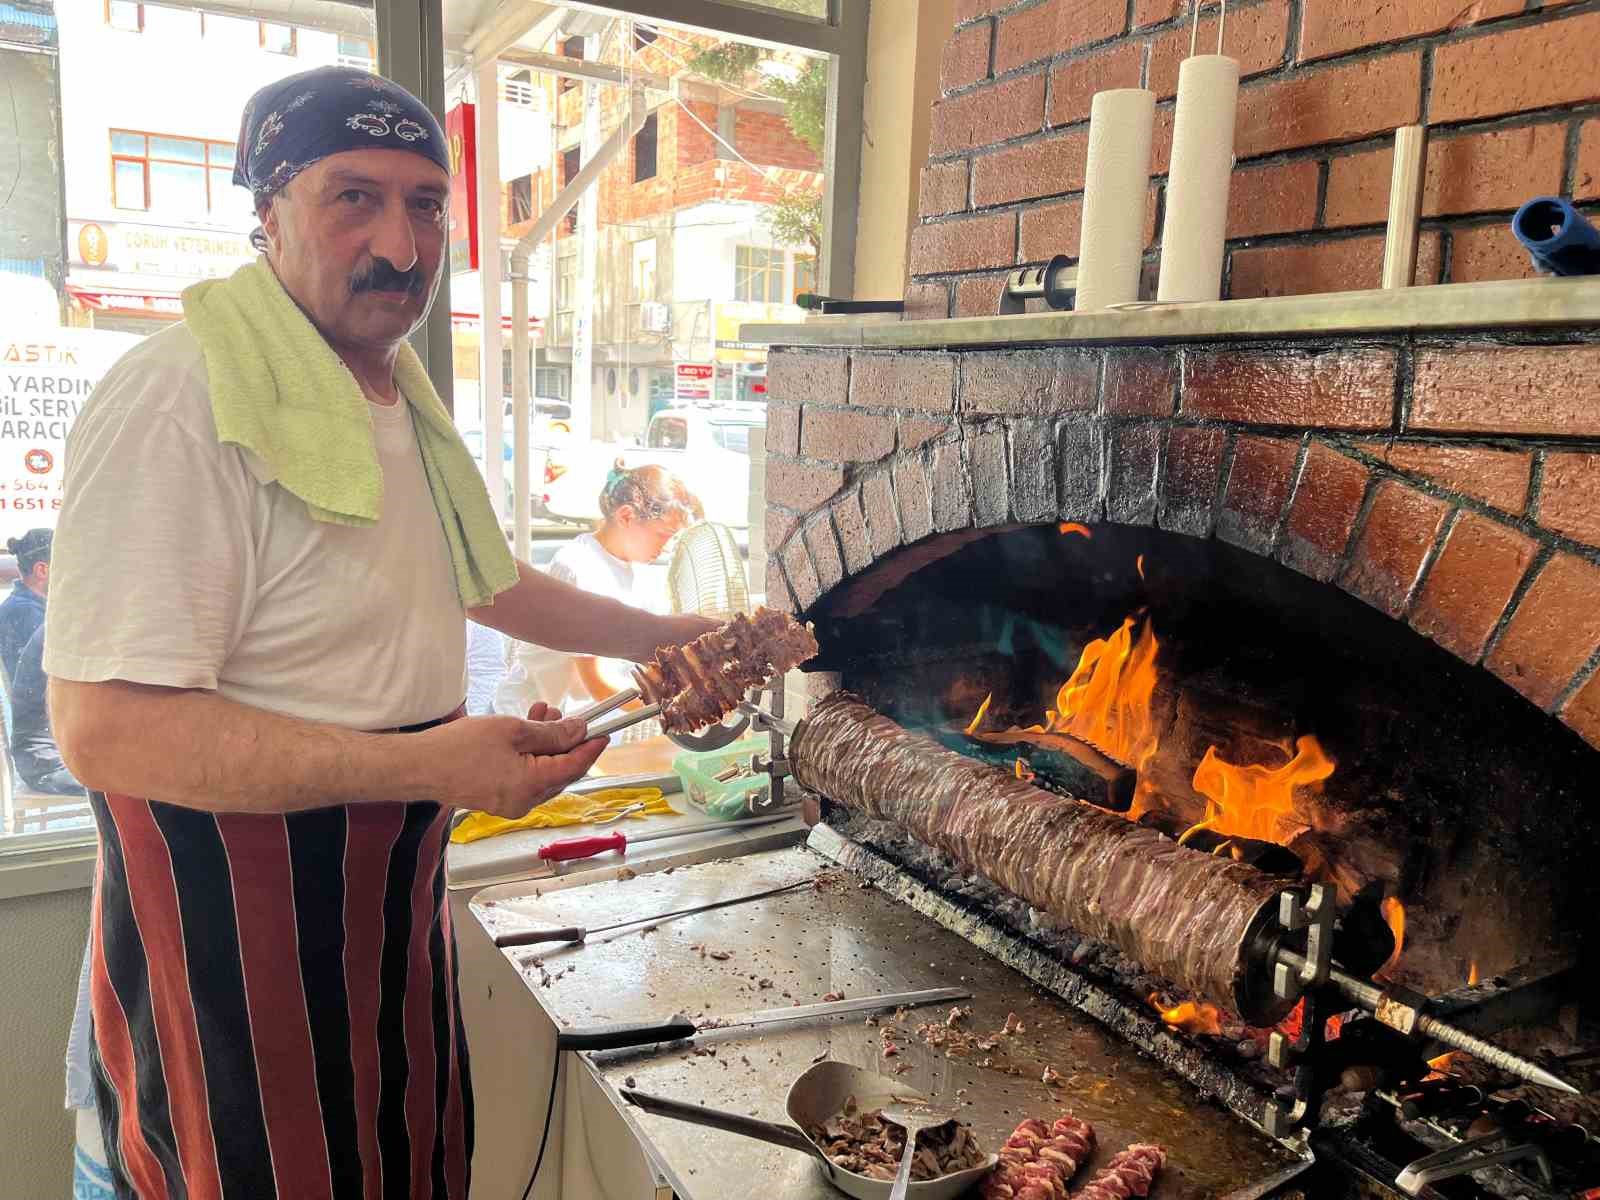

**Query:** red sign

left=446, top=102, right=479, bottom=275
left=675, top=362, right=714, bottom=402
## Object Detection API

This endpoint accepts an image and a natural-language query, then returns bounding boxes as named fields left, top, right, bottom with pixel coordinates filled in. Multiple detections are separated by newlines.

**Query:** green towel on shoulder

left=182, top=258, right=518, bottom=609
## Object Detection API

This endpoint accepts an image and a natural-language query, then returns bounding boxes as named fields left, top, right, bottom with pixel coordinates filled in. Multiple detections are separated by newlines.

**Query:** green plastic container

left=672, top=736, right=770, bottom=820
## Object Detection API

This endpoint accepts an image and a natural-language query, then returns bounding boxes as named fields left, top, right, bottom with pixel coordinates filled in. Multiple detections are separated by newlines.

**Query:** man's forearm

left=51, top=678, right=440, bottom=814
left=469, top=560, right=676, bottom=661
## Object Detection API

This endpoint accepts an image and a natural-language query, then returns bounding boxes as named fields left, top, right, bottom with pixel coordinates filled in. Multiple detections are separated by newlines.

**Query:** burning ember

left=1058, top=522, right=1092, bottom=537
left=1184, top=736, right=1335, bottom=846
left=1015, top=757, right=1036, bottom=782
left=1148, top=992, right=1224, bottom=1037
left=1377, top=898, right=1405, bottom=979
left=1136, top=554, right=1146, bottom=580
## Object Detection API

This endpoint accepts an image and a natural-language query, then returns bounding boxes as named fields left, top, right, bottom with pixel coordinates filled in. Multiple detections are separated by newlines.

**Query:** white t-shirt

left=495, top=532, right=659, bottom=725
left=44, top=323, right=468, bottom=731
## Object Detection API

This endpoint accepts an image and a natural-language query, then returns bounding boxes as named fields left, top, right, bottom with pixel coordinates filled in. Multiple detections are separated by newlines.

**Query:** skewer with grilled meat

left=1075, top=1144, right=1166, bottom=1200
left=632, top=608, right=818, bottom=732
left=982, top=1115, right=1095, bottom=1200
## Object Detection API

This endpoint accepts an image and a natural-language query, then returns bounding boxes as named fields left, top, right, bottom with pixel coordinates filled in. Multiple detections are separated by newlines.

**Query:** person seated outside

left=497, top=465, right=703, bottom=734
left=0, top=527, right=52, bottom=685
left=11, top=624, right=84, bottom=795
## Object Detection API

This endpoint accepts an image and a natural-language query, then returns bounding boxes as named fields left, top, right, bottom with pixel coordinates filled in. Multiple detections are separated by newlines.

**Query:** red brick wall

left=734, top=109, right=822, bottom=171
left=762, top=335, right=1600, bottom=755
left=910, top=0, right=1600, bottom=317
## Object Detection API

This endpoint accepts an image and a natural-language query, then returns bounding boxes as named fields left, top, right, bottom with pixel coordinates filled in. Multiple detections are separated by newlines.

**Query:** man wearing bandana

left=46, top=67, right=715, bottom=1199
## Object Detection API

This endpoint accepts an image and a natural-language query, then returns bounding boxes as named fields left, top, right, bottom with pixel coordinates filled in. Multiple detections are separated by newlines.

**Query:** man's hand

left=422, top=708, right=604, bottom=818
left=632, top=613, right=720, bottom=663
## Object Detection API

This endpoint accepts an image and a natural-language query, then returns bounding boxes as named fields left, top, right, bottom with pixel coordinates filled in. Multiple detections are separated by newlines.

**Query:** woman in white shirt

left=496, top=464, right=703, bottom=730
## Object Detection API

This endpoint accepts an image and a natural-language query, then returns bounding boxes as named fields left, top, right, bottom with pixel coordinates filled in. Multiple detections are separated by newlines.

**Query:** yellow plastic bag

left=450, top=787, right=673, bottom=844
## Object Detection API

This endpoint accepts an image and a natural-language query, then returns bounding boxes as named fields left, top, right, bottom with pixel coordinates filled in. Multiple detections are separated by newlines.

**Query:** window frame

left=735, top=244, right=783, bottom=304
left=109, top=129, right=237, bottom=216
left=104, top=0, right=143, bottom=32
left=258, top=20, right=298, bottom=55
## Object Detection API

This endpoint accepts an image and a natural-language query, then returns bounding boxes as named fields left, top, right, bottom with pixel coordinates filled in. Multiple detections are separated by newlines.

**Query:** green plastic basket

left=672, top=736, right=770, bottom=820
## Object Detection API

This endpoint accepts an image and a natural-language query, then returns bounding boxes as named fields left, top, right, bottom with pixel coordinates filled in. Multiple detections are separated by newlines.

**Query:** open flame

left=1427, top=961, right=1483, bottom=1073
left=1034, top=616, right=1161, bottom=777
left=965, top=692, right=993, bottom=736
left=1377, top=898, right=1406, bottom=979
left=1058, top=522, right=1092, bottom=537
left=1184, top=736, right=1335, bottom=845
left=1149, top=992, right=1224, bottom=1036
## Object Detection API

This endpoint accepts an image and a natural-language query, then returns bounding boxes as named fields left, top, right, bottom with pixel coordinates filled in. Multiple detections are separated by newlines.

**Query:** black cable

left=521, top=1051, right=563, bottom=1200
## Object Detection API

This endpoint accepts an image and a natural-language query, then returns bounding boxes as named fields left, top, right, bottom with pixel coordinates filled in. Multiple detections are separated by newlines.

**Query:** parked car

left=539, top=406, right=764, bottom=529
left=461, top=426, right=554, bottom=520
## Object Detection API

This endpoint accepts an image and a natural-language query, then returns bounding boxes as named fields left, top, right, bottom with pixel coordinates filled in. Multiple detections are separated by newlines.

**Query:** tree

left=683, top=41, right=828, bottom=262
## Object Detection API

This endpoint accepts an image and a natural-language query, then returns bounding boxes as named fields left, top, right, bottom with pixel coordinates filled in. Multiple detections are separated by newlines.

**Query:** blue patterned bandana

left=233, top=66, right=449, bottom=203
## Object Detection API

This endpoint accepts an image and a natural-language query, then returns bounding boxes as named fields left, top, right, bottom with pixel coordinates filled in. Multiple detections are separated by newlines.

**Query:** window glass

left=735, top=245, right=783, bottom=303
left=443, top=4, right=835, bottom=772
left=0, top=2, right=377, bottom=846
left=634, top=112, right=657, bottom=182
left=149, top=135, right=205, bottom=163
left=113, top=159, right=146, bottom=209
left=793, top=253, right=816, bottom=300
left=648, top=416, right=688, bottom=450
left=632, top=238, right=656, bottom=301
left=106, top=1, right=142, bottom=32
left=149, top=160, right=207, bottom=215
left=260, top=22, right=296, bottom=55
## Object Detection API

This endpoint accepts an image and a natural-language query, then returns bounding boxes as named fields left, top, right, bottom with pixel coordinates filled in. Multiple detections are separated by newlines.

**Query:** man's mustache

left=350, top=257, right=426, bottom=298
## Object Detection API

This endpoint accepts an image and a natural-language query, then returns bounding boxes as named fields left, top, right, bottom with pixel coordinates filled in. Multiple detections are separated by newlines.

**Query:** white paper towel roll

left=1075, top=88, right=1156, bottom=312
left=1157, top=54, right=1240, bottom=303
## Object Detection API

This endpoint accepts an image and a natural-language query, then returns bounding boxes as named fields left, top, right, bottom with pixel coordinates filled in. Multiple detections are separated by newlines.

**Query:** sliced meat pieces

left=982, top=1115, right=1095, bottom=1200
left=788, top=693, right=1288, bottom=1018
left=1074, top=1144, right=1166, bottom=1200
left=633, top=608, right=817, bottom=732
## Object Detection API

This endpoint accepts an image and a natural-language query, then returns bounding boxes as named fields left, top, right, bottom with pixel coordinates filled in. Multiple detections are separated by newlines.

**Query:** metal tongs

left=569, top=687, right=661, bottom=740
left=572, top=689, right=795, bottom=745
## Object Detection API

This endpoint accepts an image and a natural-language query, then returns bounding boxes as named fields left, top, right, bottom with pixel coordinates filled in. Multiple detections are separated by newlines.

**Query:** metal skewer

left=586, top=701, right=663, bottom=740
left=1273, top=948, right=1581, bottom=1096
left=570, top=687, right=641, bottom=725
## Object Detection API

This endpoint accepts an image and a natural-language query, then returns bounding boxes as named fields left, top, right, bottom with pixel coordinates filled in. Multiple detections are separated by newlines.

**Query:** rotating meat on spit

left=789, top=693, right=1291, bottom=1021
left=981, top=1115, right=1095, bottom=1200
left=633, top=608, right=818, bottom=732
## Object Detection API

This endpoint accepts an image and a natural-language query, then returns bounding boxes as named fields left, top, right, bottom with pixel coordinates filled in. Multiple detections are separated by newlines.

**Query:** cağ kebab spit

left=786, top=693, right=1577, bottom=1101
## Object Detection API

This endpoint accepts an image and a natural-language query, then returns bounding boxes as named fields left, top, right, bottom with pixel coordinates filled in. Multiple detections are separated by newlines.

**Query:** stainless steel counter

left=473, top=845, right=1303, bottom=1200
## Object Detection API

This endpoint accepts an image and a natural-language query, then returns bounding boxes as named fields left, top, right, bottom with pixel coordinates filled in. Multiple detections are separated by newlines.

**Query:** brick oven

left=737, top=3, right=1600, bottom=1193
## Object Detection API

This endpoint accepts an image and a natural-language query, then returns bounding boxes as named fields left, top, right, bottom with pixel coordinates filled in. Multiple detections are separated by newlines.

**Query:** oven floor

left=474, top=845, right=1304, bottom=1200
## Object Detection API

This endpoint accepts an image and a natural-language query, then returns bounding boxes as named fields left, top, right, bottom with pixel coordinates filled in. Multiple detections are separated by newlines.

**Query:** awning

left=450, top=311, right=543, bottom=335
left=67, top=285, right=184, bottom=318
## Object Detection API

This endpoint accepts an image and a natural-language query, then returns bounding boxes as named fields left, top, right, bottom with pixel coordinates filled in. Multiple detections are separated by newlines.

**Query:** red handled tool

left=535, top=813, right=791, bottom=865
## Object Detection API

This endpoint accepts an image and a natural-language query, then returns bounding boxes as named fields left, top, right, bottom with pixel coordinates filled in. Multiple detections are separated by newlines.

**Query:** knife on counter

left=554, top=987, right=972, bottom=1053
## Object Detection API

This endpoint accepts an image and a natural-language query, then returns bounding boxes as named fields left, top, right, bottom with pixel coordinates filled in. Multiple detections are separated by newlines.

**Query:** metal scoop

left=879, top=1100, right=960, bottom=1200
left=623, top=1060, right=995, bottom=1200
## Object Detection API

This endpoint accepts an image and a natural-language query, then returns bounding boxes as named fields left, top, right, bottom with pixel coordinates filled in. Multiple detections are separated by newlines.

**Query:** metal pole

left=1382, top=126, right=1428, bottom=290
left=475, top=59, right=505, bottom=525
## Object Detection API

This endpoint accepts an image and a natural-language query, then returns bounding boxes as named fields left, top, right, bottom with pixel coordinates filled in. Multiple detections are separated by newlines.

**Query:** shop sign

left=674, top=362, right=714, bottom=402
left=68, top=219, right=254, bottom=280
left=0, top=328, right=139, bottom=541
left=446, top=101, right=479, bottom=275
